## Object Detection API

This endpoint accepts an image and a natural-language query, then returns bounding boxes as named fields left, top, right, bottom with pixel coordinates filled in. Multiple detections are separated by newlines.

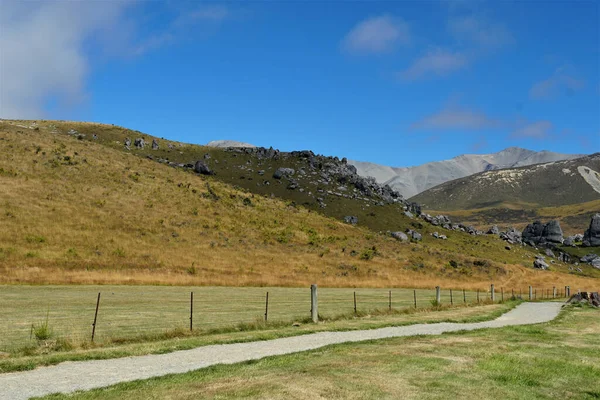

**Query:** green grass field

left=36, top=305, right=600, bottom=400
left=0, top=285, right=512, bottom=353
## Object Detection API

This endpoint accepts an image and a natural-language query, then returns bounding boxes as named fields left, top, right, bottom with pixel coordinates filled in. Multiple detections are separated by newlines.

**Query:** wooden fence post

left=501, top=287, right=504, bottom=302
left=389, top=290, right=392, bottom=311
left=477, top=289, right=480, bottom=303
left=463, top=289, right=466, bottom=303
left=529, top=286, right=532, bottom=300
left=436, top=286, right=441, bottom=304
left=491, top=284, right=495, bottom=302
left=353, top=291, right=357, bottom=314
left=91, top=292, right=101, bottom=342
left=264, top=292, right=269, bottom=322
left=414, top=289, right=417, bottom=309
left=311, top=284, right=318, bottom=323
left=450, top=289, right=453, bottom=305
left=190, top=291, right=194, bottom=332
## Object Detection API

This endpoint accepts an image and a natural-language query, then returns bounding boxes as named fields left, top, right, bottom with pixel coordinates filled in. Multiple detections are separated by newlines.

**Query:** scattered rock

left=273, top=167, right=295, bottom=179
left=404, top=211, right=414, bottom=219
left=406, top=229, right=422, bottom=241
left=580, top=254, right=599, bottom=263
left=545, top=248, right=555, bottom=258
left=134, top=138, right=145, bottom=149
left=566, top=292, right=600, bottom=308
left=505, top=245, right=511, bottom=251
left=533, top=257, right=549, bottom=270
left=343, top=216, right=358, bottom=225
left=152, top=139, right=159, bottom=150
left=487, top=225, right=500, bottom=235
left=391, top=231, right=409, bottom=242
left=194, top=161, right=213, bottom=175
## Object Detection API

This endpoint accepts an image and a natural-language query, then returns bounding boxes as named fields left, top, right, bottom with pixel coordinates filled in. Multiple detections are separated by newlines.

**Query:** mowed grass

left=0, top=285, right=501, bottom=353
left=37, top=305, right=600, bottom=400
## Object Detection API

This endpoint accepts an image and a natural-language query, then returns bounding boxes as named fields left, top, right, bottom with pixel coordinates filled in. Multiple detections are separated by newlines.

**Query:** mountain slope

left=350, top=147, right=583, bottom=198
left=1, top=119, right=598, bottom=288
left=411, top=154, right=600, bottom=211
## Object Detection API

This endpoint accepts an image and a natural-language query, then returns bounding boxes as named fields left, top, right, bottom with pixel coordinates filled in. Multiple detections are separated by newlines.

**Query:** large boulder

left=542, top=220, right=563, bottom=244
left=194, top=161, right=213, bottom=175
left=583, top=214, right=600, bottom=247
left=522, top=221, right=544, bottom=244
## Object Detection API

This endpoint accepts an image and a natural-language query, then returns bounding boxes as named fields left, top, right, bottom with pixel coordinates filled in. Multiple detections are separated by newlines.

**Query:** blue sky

left=0, top=0, right=598, bottom=167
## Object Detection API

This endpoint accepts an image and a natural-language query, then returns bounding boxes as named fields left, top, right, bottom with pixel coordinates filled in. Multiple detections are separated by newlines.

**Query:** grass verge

left=0, top=301, right=519, bottom=374
left=36, top=304, right=600, bottom=399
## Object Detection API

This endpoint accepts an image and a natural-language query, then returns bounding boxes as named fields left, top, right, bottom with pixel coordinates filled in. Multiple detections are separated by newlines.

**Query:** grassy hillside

left=1, top=119, right=598, bottom=288
left=411, top=155, right=600, bottom=211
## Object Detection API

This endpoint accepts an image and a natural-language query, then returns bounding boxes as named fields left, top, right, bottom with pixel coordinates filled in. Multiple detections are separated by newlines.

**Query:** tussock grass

left=1, top=119, right=598, bottom=287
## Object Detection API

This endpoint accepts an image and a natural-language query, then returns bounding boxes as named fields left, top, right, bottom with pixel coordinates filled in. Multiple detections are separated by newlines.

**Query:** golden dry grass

left=0, top=119, right=598, bottom=289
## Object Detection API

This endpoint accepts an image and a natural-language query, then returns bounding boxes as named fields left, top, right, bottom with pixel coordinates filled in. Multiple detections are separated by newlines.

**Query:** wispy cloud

left=399, top=48, right=468, bottom=81
left=342, top=15, right=410, bottom=55
left=0, top=0, right=132, bottom=119
left=448, top=16, right=514, bottom=50
left=529, top=68, right=585, bottom=99
left=511, top=120, right=553, bottom=139
left=410, top=104, right=499, bottom=131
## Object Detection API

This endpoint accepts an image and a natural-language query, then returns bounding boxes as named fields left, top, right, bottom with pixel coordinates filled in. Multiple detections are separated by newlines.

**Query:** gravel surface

left=0, top=302, right=562, bottom=400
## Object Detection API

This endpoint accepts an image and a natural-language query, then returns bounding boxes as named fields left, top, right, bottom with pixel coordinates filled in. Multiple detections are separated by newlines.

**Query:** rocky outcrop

left=152, top=139, right=159, bottom=150
left=583, top=214, right=600, bottom=247
left=522, top=220, right=563, bottom=246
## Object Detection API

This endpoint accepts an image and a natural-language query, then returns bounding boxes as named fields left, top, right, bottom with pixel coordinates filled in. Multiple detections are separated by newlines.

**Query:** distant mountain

left=206, top=140, right=256, bottom=148
left=350, top=147, right=584, bottom=198
left=410, top=153, right=600, bottom=210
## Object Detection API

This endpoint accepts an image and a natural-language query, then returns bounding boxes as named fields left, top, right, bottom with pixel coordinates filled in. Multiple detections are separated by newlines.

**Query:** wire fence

left=0, top=284, right=587, bottom=352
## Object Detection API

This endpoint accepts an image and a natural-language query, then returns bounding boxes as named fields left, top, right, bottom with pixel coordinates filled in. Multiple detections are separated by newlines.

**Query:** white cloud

left=399, top=48, right=468, bottom=81
left=0, top=0, right=132, bottom=119
left=530, top=68, right=585, bottom=99
left=342, top=15, right=410, bottom=55
left=511, top=120, right=553, bottom=139
left=448, top=16, right=514, bottom=49
left=0, top=2, right=233, bottom=119
left=410, top=104, right=499, bottom=130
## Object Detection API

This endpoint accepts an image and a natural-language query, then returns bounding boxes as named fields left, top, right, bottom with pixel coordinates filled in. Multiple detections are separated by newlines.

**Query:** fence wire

left=0, top=284, right=576, bottom=352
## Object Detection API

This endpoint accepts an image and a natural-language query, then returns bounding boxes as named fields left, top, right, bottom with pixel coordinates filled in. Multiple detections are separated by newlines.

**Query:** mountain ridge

left=349, top=147, right=584, bottom=198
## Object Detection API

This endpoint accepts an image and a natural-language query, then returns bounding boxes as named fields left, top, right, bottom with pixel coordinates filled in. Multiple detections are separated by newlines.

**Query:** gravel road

left=0, top=302, right=562, bottom=400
